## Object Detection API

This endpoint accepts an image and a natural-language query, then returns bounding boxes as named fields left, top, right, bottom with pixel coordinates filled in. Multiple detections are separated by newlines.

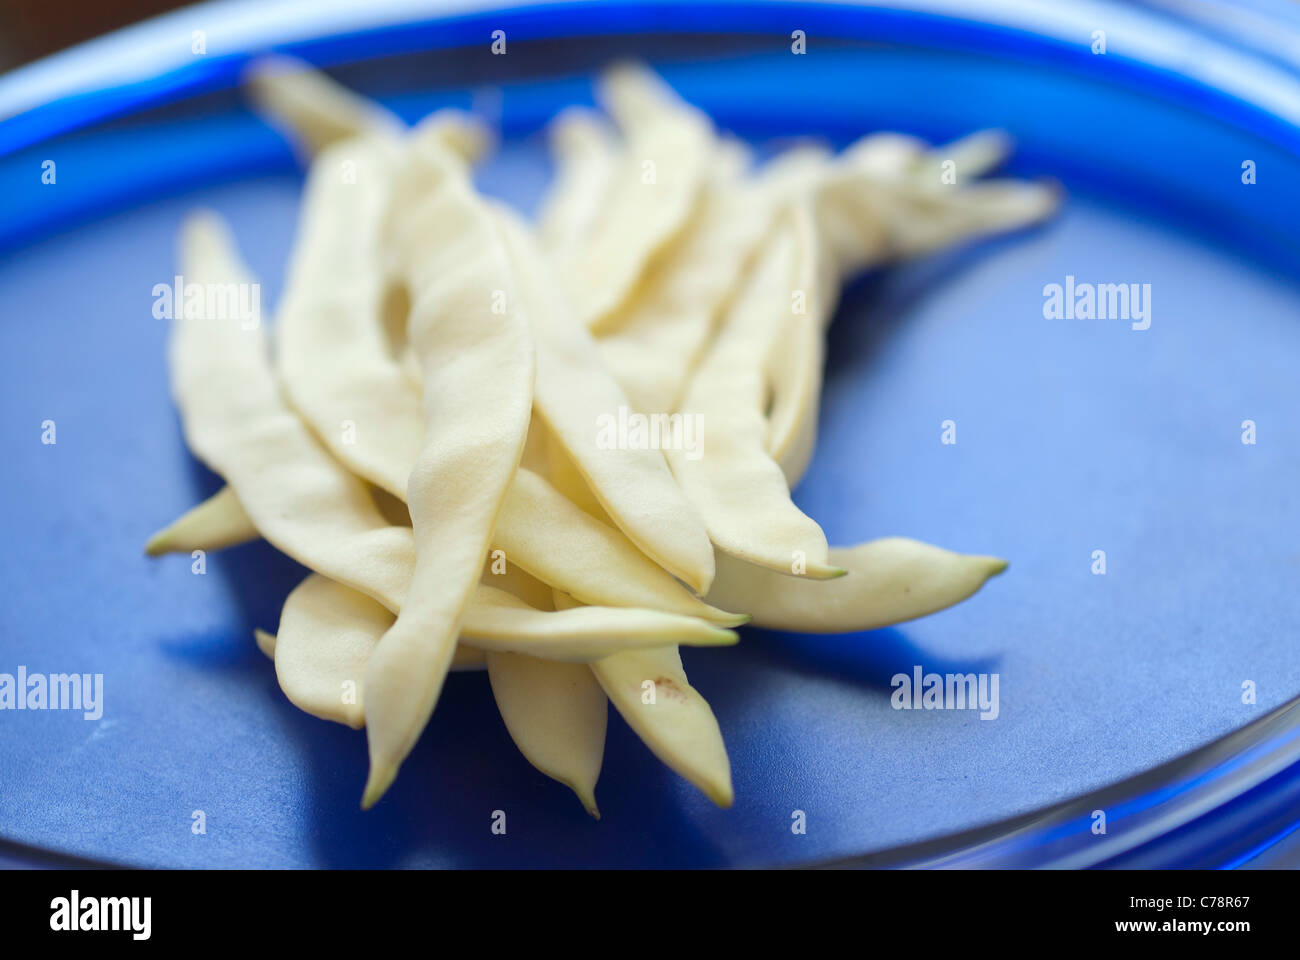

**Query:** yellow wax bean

left=243, top=55, right=405, bottom=158
left=706, top=539, right=1009, bottom=634
left=535, top=107, right=620, bottom=260
left=361, top=144, right=535, bottom=809
left=492, top=204, right=716, bottom=595
left=487, top=651, right=608, bottom=819
left=567, top=591, right=734, bottom=809
left=463, top=585, right=738, bottom=661
left=144, top=485, right=258, bottom=556
left=666, top=214, right=842, bottom=579
left=559, top=64, right=712, bottom=332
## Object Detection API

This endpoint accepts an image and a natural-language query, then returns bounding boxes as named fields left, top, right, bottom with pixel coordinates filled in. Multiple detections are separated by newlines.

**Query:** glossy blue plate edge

left=3, top=0, right=1300, bottom=869
left=6, top=0, right=1300, bottom=158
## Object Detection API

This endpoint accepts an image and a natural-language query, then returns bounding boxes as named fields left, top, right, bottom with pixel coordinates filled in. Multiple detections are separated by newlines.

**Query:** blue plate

left=3, top=0, right=1300, bottom=868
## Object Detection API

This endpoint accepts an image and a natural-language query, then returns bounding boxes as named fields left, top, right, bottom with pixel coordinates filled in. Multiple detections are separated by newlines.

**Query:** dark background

left=0, top=0, right=182, bottom=69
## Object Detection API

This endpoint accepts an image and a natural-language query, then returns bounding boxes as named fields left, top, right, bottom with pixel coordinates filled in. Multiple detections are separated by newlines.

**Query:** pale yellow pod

left=494, top=468, right=746, bottom=626
left=590, top=143, right=823, bottom=425
left=666, top=216, right=841, bottom=579
left=541, top=422, right=609, bottom=522
left=887, top=129, right=1013, bottom=195
left=540, top=445, right=733, bottom=811
left=765, top=201, right=839, bottom=488
left=361, top=145, right=535, bottom=809
left=763, top=132, right=1053, bottom=486
left=398, top=343, right=423, bottom=390
left=146, top=483, right=409, bottom=556
left=275, top=115, right=489, bottom=500
left=816, top=133, right=1057, bottom=269
left=706, top=539, right=1009, bottom=634
left=486, top=651, right=608, bottom=818
left=243, top=55, right=405, bottom=159
left=885, top=179, right=1061, bottom=258
left=563, top=594, right=734, bottom=809
left=482, top=547, right=558, bottom=610
left=491, top=204, right=716, bottom=595
left=765, top=133, right=1056, bottom=484
left=408, top=107, right=494, bottom=168
left=559, top=64, right=713, bottom=332
left=265, top=124, right=708, bottom=612
left=840, top=131, right=927, bottom=178
left=274, top=572, right=391, bottom=729
left=481, top=566, right=608, bottom=819
left=168, top=212, right=417, bottom=614
left=272, top=574, right=489, bottom=731
left=535, top=107, right=620, bottom=259
left=463, top=585, right=738, bottom=661
left=518, top=414, right=553, bottom=475
left=148, top=474, right=742, bottom=631
left=274, top=134, right=418, bottom=500
left=144, top=485, right=259, bottom=556
left=593, top=178, right=775, bottom=416
left=254, top=628, right=276, bottom=660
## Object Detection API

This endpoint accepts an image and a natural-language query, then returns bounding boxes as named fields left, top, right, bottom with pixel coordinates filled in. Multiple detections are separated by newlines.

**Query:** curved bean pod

left=487, top=651, right=608, bottom=818
left=464, top=584, right=738, bottom=660
left=361, top=144, right=535, bottom=808
left=144, top=485, right=258, bottom=556
left=535, top=107, right=620, bottom=260
left=564, top=592, right=734, bottom=809
left=666, top=214, right=842, bottom=579
left=273, top=574, right=491, bottom=730
left=492, top=204, right=717, bottom=595
left=243, top=55, right=404, bottom=159
left=559, top=64, right=713, bottom=332
left=706, top=539, right=1008, bottom=634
